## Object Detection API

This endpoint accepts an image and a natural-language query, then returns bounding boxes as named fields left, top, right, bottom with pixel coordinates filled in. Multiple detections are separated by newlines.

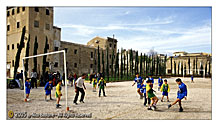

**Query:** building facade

left=6, top=7, right=117, bottom=78
left=166, top=52, right=212, bottom=77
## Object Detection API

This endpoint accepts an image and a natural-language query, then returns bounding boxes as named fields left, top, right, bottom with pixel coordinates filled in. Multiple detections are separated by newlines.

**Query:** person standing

left=30, top=69, right=37, bottom=88
left=191, top=75, right=194, bottom=83
left=98, top=77, right=107, bottom=97
left=73, top=73, right=87, bottom=105
left=158, top=76, right=163, bottom=91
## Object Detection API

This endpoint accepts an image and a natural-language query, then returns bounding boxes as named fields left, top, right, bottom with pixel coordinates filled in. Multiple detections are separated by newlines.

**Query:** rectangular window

left=109, top=43, right=112, bottom=48
left=45, top=23, right=50, bottom=30
left=35, top=7, right=39, bottom=12
left=17, top=43, right=19, bottom=49
left=12, top=44, right=14, bottom=49
left=22, top=7, right=25, bottom=11
left=91, top=52, right=93, bottom=58
left=12, top=60, right=14, bottom=67
left=46, top=9, right=49, bottom=15
left=7, top=11, right=10, bottom=17
left=17, top=7, right=20, bottom=14
left=54, top=62, right=58, bottom=67
left=12, top=9, right=14, bottom=15
left=114, top=44, right=116, bottom=48
left=90, top=64, right=93, bottom=68
left=7, top=25, right=10, bottom=31
left=65, top=48, right=68, bottom=53
left=55, top=47, right=58, bottom=51
left=7, top=45, right=9, bottom=50
left=74, top=63, right=77, bottom=68
left=17, top=22, right=20, bottom=28
left=74, top=49, right=77, bottom=54
left=34, top=20, right=39, bottom=28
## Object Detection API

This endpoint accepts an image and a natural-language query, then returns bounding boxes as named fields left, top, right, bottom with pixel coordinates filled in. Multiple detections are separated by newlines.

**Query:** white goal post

left=22, top=50, right=69, bottom=111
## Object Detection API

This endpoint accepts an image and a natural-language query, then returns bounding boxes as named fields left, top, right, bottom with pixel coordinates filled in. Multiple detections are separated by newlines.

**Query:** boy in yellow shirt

left=160, top=79, right=170, bottom=102
left=146, top=80, right=159, bottom=111
left=55, top=80, right=62, bottom=108
left=92, top=78, right=97, bottom=92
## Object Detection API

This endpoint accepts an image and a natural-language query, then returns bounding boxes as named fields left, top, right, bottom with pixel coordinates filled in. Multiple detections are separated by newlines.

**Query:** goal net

left=22, top=50, right=69, bottom=111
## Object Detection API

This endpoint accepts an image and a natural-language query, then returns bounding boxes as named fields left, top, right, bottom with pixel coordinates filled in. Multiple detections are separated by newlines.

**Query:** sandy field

left=7, top=77, right=212, bottom=120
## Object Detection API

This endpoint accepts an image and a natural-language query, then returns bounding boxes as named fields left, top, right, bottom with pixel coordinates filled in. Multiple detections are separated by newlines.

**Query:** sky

left=54, top=7, right=211, bottom=56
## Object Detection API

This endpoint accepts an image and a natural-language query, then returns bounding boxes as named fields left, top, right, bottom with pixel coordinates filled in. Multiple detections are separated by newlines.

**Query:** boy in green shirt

left=98, top=77, right=106, bottom=97
left=146, top=80, right=159, bottom=111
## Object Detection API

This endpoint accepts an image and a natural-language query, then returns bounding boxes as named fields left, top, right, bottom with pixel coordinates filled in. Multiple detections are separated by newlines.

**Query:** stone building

left=166, top=51, right=212, bottom=77
left=6, top=7, right=117, bottom=78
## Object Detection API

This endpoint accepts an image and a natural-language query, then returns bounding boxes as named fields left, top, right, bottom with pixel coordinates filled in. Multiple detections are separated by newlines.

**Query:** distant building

left=6, top=7, right=117, bottom=78
left=166, top=52, right=212, bottom=77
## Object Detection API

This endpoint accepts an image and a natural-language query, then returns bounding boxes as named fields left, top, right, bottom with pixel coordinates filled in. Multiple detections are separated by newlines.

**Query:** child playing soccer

left=55, top=80, right=62, bottom=108
left=98, top=77, right=106, bottom=97
left=158, top=76, right=163, bottom=91
left=148, top=76, right=154, bottom=84
left=191, top=75, right=194, bottom=83
left=141, top=82, right=151, bottom=107
left=168, top=78, right=187, bottom=112
left=44, top=79, right=53, bottom=101
left=146, top=80, right=159, bottom=111
left=92, top=78, right=97, bottom=92
left=160, top=79, right=170, bottom=102
left=25, top=78, right=31, bottom=101
left=132, top=73, right=144, bottom=99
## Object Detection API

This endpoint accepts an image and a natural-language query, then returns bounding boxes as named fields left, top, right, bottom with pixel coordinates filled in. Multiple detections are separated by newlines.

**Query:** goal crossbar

left=22, top=50, right=69, bottom=110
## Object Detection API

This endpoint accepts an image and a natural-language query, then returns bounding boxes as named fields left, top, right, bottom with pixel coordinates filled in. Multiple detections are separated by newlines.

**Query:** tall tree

left=188, top=57, right=190, bottom=75
left=102, top=50, right=105, bottom=78
left=164, top=55, right=167, bottom=75
left=120, top=48, right=123, bottom=79
left=115, top=49, right=119, bottom=80
left=143, top=53, right=146, bottom=77
left=196, top=57, right=198, bottom=75
left=178, top=61, right=180, bottom=75
left=106, top=47, right=109, bottom=81
left=208, top=61, right=211, bottom=76
left=170, top=57, right=173, bottom=75
left=174, top=61, right=176, bottom=75
left=111, top=49, right=114, bottom=81
left=200, top=63, right=203, bottom=77
left=131, top=49, right=134, bottom=76
left=156, top=56, right=159, bottom=76
left=193, top=59, right=195, bottom=75
left=135, top=51, right=138, bottom=74
left=33, top=36, right=38, bottom=72
left=127, top=51, right=129, bottom=78
left=140, top=53, right=143, bottom=76
left=42, top=36, right=49, bottom=76
left=146, top=54, right=148, bottom=76
left=97, top=45, right=100, bottom=73
left=184, top=62, right=187, bottom=76
left=24, top=34, right=30, bottom=78
left=14, top=26, right=26, bottom=79
left=124, top=52, right=126, bottom=77
left=205, top=61, right=207, bottom=77
left=181, top=61, right=183, bottom=76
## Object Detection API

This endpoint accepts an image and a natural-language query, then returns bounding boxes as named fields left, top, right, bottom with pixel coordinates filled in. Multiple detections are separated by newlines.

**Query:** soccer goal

left=22, top=50, right=69, bottom=111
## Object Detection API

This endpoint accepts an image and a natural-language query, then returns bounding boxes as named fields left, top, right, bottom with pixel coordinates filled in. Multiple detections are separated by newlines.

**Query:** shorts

left=147, top=93, right=155, bottom=99
left=55, top=92, right=61, bottom=98
left=45, top=90, right=51, bottom=95
left=162, top=91, right=168, bottom=96
left=137, top=84, right=142, bottom=89
left=93, top=84, right=97, bottom=88
left=177, top=93, right=186, bottom=100
left=25, top=88, right=30, bottom=94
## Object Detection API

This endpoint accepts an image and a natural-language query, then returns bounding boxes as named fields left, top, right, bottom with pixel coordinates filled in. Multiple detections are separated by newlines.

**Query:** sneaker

left=45, top=99, right=49, bottom=102
left=167, top=100, right=170, bottom=102
left=59, top=104, right=62, bottom=107
left=103, top=95, right=107, bottom=97
left=56, top=104, right=60, bottom=108
left=161, top=100, right=163, bottom=102
left=147, top=107, right=152, bottom=110
left=80, top=101, right=85, bottom=103
left=50, top=98, right=54, bottom=100
left=27, top=99, right=30, bottom=102
left=74, top=102, right=78, bottom=105
left=179, top=107, right=183, bottom=112
left=168, top=104, right=172, bottom=109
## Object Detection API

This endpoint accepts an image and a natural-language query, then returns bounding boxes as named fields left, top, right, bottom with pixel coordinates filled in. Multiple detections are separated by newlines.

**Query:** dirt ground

left=7, top=77, right=212, bottom=120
